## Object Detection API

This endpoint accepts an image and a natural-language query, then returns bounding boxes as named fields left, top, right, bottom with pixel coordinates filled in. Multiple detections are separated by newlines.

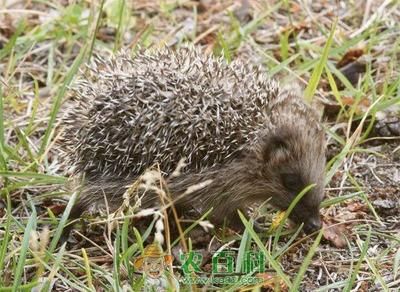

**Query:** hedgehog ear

left=262, top=135, right=289, bottom=162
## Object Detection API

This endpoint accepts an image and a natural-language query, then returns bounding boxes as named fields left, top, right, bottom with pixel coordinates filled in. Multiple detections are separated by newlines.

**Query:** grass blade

left=0, top=171, right=66, bottom=183
left=171, top=208, right=213, bottom=247
left=12, top=207, right=37, bottom=291
left=289, top=229, right=323, bottom=291
left=238, top=211, right=292, bottom=289
left=320, top=191, right=363, bottom=208
left=47, top=191, right=78, bottom=256
left=0, top=20, right=25, bottom=60
left=38, top=45, right=87, bottom=158
left=0, top=190, right=12, bottom=285
left=235, top=225, right=251, bottom=274
left=82, top=248, right=95, bottom=290
left=343, top=226, right=371, bottom=292
left=41, top=243, right=67, bottom=291
left=304, top=19, right=337, bottom=102
left=89, top=0, right=106, bottom=60
left=272, top=183, right=316, bottom=251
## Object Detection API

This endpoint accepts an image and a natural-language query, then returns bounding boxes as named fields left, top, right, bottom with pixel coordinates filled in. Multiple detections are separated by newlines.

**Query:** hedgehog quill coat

left=60, top=47, right=326, bottom=233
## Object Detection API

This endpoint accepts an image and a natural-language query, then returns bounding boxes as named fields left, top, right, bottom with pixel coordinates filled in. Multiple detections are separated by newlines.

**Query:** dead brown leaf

left=0, top=14, right=16, bottom=39
left=346, top=202, right=368, bottom=213
left=290, top=3, right=301, bottom=13
left=341, top=96, right=370, bottom=114
left=47, top=203, right=66, bottom=216
left=280, top=21, right=310, bottom=35
left=337, top=49, right=364, bottom=68
left=322, top=222, right=347, bottom=248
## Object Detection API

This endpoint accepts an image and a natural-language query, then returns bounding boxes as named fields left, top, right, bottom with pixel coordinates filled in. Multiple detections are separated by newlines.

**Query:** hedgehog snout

left=303, top=216, right=322, bottom=234
left=288, top=201, right=322, bottom=234
left=287, top=209, right=322, bottom=234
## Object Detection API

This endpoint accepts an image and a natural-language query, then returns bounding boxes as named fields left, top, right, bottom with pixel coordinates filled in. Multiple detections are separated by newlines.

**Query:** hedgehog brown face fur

left=59, top=47, right=326, bottom=236
left=256, top=125, right=326, bottom=233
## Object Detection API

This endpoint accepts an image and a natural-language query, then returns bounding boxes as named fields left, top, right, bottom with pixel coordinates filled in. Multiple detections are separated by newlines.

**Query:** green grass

left=0, top=0, right=399, bottom=291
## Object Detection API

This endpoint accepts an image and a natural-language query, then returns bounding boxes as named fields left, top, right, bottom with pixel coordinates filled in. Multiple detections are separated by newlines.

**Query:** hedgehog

left=59, top=47, right=326, bottom=235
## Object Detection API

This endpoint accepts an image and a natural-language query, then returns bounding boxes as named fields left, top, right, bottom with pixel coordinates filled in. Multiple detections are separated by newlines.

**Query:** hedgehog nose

left=303, top=217, right=322, bottom=234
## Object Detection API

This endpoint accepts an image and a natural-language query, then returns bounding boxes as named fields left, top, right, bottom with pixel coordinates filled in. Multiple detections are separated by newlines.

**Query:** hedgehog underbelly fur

left=59, top=46, right=326, bottom=234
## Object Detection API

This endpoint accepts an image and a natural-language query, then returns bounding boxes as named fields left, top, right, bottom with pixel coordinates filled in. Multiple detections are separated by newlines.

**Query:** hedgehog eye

left=262, top=135, right=289, bottom=161
left=281, top=173, right=303, bottom=193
